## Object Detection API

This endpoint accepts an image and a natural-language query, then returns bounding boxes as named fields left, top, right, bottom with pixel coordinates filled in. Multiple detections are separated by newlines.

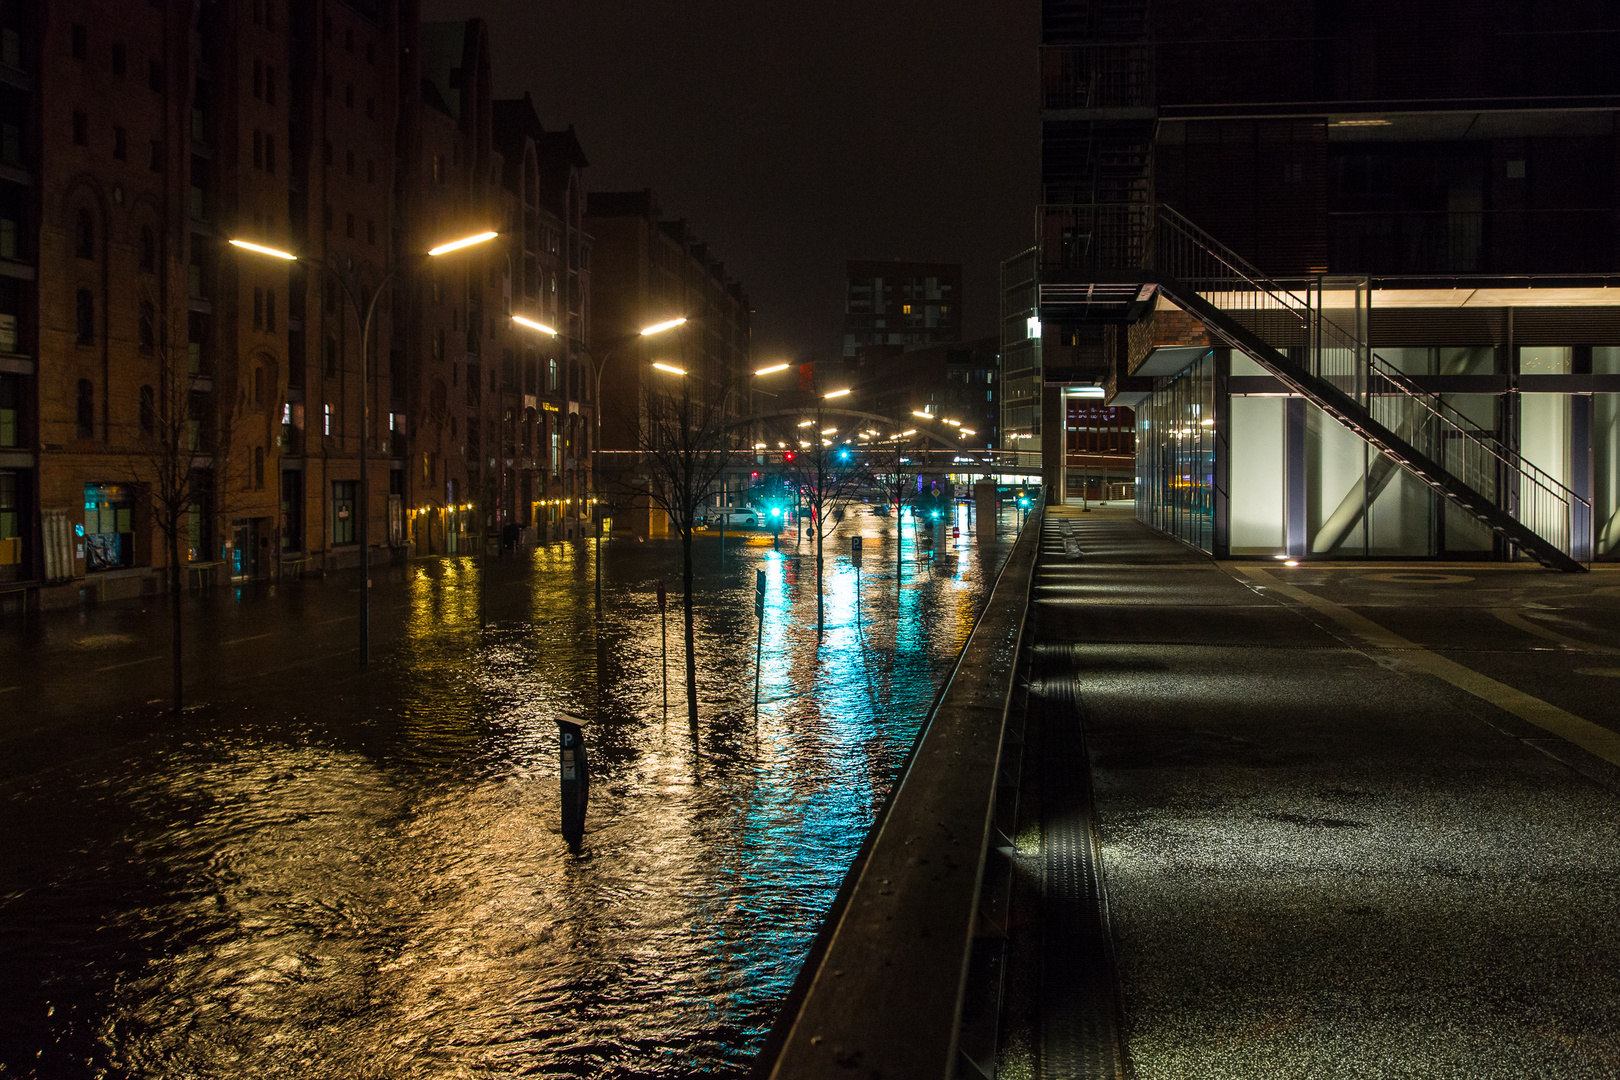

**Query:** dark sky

left=419, top=1, right=1039, bottom=362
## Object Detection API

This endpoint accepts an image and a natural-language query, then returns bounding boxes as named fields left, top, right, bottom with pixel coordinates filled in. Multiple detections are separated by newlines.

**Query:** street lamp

left=511, top=313, right=687, bottom=614
left=231, top=229, right=498, bottom=666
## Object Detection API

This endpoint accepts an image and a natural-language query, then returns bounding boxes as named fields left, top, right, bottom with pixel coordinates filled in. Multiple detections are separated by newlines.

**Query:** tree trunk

left=682, top=529, right=698, bottom=728
left=815, top=502, right=824, bottom=637
left=168, top=523, right=183, bottom=715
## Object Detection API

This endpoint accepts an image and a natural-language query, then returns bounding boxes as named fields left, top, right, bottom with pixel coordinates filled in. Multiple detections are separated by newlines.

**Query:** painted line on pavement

left=221, top=633, right=272, bottom=646
left=1491, top=609, right=1620, bottom=655
left=0, top=686, right=17, bottom=694
left=315, top=616, right=357, bottom=625
left=92, top=656, right=162, bottom=673
left=1238, top=565, right=1620, bottom=769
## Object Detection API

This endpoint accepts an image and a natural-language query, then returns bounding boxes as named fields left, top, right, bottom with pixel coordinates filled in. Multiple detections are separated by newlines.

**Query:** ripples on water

left=1, top=516, right=1010, bottom=1077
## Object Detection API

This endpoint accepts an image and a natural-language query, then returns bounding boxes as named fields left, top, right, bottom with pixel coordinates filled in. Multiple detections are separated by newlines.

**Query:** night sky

left=420, top=1, right=1039, bottom=362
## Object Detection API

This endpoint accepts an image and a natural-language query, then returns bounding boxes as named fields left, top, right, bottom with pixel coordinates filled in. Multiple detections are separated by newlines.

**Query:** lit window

left=323, top=402, right=331, bottom=435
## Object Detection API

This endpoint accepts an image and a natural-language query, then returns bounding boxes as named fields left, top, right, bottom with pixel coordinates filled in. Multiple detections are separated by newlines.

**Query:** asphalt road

left=1035, top=507, right=1620, bottom=1079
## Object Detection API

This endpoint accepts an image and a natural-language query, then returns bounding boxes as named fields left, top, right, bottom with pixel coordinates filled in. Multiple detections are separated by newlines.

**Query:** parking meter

left=558, top=714, right=589, bottom=850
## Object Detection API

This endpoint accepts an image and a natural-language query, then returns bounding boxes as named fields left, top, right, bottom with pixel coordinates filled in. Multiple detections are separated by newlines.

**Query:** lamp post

left=232, top=229, right=499, bottom=667
left=511, top=314, right=687, bottom=614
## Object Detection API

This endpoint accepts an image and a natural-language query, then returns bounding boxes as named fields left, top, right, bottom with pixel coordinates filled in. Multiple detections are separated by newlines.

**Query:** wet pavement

left=1034, top=507, right=1620, bottom=1079
left=0, top=506, right=1015, bottom=1078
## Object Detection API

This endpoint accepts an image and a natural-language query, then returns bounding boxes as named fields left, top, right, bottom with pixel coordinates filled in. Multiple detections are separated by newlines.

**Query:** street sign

left=656, top=579, right=666, bottom=613
left=850, top=534, right=863, bottom=568
left=557, top=714, right=589, bottom=850
left=952, top=525, right=960, bottom=541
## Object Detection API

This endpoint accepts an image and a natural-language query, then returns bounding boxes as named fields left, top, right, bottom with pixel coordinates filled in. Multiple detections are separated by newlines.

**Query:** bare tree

left=123, top=299, right=243, bottom=714
left=864, top=437, right=927, bottom=596
left=617, top=375, right=740, bottom=727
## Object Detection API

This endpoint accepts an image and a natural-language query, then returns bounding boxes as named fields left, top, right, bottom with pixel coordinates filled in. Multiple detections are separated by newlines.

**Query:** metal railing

left=1150, top=204, right=1589, bottom=564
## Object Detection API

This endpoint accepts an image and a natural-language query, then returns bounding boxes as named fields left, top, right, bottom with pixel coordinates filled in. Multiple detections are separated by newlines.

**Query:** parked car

left=703, top=506, right=759, bottom=529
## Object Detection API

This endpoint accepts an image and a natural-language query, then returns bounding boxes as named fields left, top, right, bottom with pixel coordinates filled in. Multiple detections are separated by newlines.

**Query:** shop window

left=332, top=479, right=355, bottom=544
left=83, top=483, right=135, bottom=570
left=0, top=470, right=19, bottom=577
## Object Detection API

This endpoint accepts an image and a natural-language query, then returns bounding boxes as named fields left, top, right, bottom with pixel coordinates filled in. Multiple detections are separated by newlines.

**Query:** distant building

left=585, top=189, right=750, bottom=532
left=843, top=261, right=962, bottom=357
left=853, top=339, right=998, bottom=449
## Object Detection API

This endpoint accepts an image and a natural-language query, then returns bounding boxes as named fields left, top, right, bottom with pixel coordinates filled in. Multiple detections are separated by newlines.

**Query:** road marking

left=1491, top=609, right=1620, bottom=655
left=1238, top=565, right=1620, bottom=769
left=92, top=656, right=162, bottom=673
left=1575, top=668, right=1620, bottom=678
left=0, top=686, right=17, bottom=694
left=315, top=616, right=357, bottom=625
left=221, top=633, right=272, bottom=646
left=1362, top=571, right=1474, bottom=584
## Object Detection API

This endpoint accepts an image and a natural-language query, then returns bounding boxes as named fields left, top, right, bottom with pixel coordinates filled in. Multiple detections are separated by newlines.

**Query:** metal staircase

left=1145, top=205, right=1590, bottom=572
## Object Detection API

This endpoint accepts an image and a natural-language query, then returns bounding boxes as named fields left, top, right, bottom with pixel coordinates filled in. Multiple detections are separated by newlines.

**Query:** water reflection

left=0, top=513, right=1017, bottom=1077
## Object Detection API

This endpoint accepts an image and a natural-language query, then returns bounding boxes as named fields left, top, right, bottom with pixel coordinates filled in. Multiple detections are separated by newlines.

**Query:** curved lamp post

left=231, top=229, right=499, bottom=666
left=511, top=313, right=687, bottom=613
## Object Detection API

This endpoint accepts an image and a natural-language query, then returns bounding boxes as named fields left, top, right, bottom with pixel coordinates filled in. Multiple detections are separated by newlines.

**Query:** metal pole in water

left=657, top=579, right=668, bottom=721
left=557, top=713, right=589, bottom=851
left=753, top=567, right=765, bottom=722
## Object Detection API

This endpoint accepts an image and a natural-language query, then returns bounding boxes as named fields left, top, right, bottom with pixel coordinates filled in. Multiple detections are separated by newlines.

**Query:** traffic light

left=783, top=451, right=795, bottom=462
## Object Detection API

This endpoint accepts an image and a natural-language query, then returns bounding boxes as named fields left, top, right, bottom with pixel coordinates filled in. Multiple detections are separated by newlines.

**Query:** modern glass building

left=1039, top=0, right=1620, bottom=564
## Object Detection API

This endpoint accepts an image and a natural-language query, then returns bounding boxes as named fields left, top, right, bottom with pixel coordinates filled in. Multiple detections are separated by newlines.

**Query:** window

left=71, top=25, right=86, bottom=60
left=344, top=83, right=353, bottom=109
left=138, top=300, right=154, bottom=352
left=323, top=401, right=332, bottom=435
left=75, top=289, right=94, bottom=344
left=345, top=149, right=354, bottom=176
left=253, top=60, right=262, bottom=99
left=139, top=385, right=154, bottom=434
left=147, top=58, right=163, bottom=93
left=366, top=218, right=374, bottom=245
left=365, top=97, right=374, bottom=120
left=253, top=446, right=264, bottom=489
left=113, top=126, right=126, bottom=160
left=331, top=480, right=355, bottom=543
left=75, top=209, right=93, bottom=258
left=548, top=357, right=558, bottom=392
left=139, top=226, right=155, bottom=272
left=76, top=379, right=93, bottom=436
left=344, top=212, right=353, bottom=239
left=72, top=110, right=87, bottom=147
left=344, top=27, right=354, bottom=53
left=84, top=484, right=135, bottom=570
left=265, top=291, right=276, bottom=332
left=323, top=203, right=332, bottom=231
left=264, top=133, right=274, bottom=174
left=322, top=336, right=337, bottom=376
left=366, top=41, right=375, bottom=65
left=0, top=374, right=18, bottom=446
left=111, top=42, right=125, bottom=77
left=253, top=129, right=262, bottom=169
left=149, top=139, right=164, bottom=172
left=366, top=158, right=375, bottom=183
left=323, top=140, right=332, bottom=166
left=264, top=67, right=276, bottom=105
left=252, top=286, right=263, bottom=329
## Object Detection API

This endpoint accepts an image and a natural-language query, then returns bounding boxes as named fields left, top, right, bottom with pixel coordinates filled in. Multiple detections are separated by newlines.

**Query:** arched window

left=75, top=289, right=94, bottom=344
left=76, top=379, right=94, bottom=437
left=138, top=226, right=156, bottom=273
left=75, top=209, right=94, bottom=259
left=139, top=385, right=155, bottom=434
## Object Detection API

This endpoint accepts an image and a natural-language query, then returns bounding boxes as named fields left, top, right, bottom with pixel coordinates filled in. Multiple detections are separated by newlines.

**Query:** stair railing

left=1147, top=204, right=1588, bottom=561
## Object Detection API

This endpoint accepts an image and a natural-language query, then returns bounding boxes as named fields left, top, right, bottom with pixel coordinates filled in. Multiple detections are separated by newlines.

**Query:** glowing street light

left=820, top=427, right=837, bottom=435
left=231, top=227, right=498, bottom=666
left=823, top=388, right=851, bottom=399
left=428, top=230, right=500, bottom=256
left=755, top=362, right=790, bottom=376
left=797, top=419, right=815, bottom=428
left=511, top=314, right=558, bottom=335
left=652, top=362, right=686, bottom=376
left=912, top=410, right=934, bottom=419
left=641, top=317, right=689, bottom=336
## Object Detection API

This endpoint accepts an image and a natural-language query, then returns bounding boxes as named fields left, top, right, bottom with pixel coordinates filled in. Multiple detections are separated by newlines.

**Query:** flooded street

left=1, top=509, right=1017, bottom=1078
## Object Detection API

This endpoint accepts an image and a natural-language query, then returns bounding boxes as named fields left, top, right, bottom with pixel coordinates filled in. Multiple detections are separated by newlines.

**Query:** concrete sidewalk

left=1019, top=507, right=1620, bottom=1079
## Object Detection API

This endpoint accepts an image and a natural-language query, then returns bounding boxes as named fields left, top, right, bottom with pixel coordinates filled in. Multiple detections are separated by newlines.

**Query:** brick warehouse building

left=0, top=3, right=608, bottom=611
left=1042, top=0, right=1620, bottom=565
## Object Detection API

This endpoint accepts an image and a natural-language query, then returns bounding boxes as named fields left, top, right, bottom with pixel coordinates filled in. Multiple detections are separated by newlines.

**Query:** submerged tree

left=619, top=369, right=741, bottom=727
left=775, top=408, right=867, bottom=637
left=123, top=295, right=243, bottom=714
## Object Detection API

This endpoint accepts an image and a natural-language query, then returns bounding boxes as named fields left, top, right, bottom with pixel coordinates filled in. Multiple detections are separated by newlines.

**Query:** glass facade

left=1137, top=346, right=1620, bottom=562
left=1136, top=353, right=1215, bottom=551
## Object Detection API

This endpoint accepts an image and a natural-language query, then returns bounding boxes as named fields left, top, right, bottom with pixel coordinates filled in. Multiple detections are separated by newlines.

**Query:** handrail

left=1152, top=204, right=1589, bottom=563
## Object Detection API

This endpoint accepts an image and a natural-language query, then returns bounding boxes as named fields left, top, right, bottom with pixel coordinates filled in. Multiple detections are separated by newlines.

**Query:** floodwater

left=0, top=506, right=1017, bottom=1078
